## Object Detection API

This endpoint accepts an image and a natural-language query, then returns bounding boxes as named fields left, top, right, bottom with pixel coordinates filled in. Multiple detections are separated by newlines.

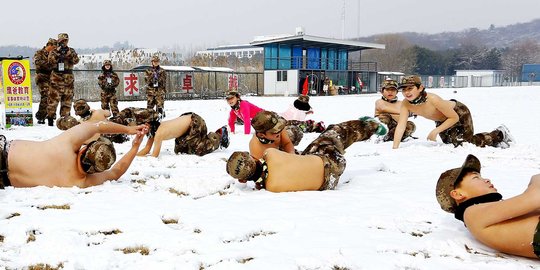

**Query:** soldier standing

left=46, top=33, right=79, bottom=126
left=144, top=55, right=167, bottom=118
left=33, top=38, right=57, bottom=124
left=98, top=60, right=120, bottom=116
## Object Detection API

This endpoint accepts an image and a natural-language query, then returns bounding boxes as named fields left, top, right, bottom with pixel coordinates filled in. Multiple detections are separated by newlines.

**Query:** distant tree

left=361, top=34, right=413, bottom=72
left=502, top=39, right=540, bottom=80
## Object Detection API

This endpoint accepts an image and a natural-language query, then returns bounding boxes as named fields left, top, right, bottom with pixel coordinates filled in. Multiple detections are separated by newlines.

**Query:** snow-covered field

left=1, top=86, right=539, bottom=269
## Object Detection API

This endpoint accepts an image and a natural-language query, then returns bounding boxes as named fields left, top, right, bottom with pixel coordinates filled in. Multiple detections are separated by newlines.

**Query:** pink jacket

left=281, top=105, right=309, bottom=121
left=228, top=100, right=263, bottom=134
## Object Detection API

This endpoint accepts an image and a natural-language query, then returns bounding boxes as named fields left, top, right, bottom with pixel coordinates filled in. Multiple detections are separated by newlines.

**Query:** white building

left=455, top=70, right=505, bottom=87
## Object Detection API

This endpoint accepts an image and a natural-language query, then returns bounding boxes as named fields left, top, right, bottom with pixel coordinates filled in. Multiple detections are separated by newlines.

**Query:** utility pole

left=341, top=0, right=346, bottom=39
left=357, top=0, right=360, bottom=38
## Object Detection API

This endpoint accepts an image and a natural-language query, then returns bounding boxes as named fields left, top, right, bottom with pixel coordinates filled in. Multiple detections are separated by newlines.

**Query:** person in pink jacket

left=226, top=91, right=263, bottom=134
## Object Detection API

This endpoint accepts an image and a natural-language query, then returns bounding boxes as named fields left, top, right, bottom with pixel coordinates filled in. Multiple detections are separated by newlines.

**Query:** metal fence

left=29, top=69, right=263, bottom=103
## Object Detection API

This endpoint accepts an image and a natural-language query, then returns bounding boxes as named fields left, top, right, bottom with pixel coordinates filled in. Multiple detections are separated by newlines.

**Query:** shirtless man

left=227, top=117, right=387, bottom=192
left=392, top=75, right=513, bottom=149
left=249, top=111, right=299, bottom=160
left=136, top=112, right=229, bottom=157
left=436, top=154, right=540, bottom=259
left=374, top=78, right=416, bottom=142
left=0, top=121, right=147, bottom=188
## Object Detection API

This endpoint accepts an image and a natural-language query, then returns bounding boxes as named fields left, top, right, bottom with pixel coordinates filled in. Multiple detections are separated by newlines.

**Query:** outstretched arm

left=392, top=104, right=410, bottom=149
left=83, top=128, right=148, bottom=187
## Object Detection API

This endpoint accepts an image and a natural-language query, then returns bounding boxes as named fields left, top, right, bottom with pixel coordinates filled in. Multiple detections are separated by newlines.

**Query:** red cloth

left=301, top=77, right=309, bottom=96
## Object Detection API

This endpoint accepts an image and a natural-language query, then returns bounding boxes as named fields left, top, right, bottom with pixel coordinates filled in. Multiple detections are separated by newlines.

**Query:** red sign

left=123, top=72, right=139, bottom=96
left=228, top=74, right=238, bottom=91
left=182, top=74, right=193, bottom=92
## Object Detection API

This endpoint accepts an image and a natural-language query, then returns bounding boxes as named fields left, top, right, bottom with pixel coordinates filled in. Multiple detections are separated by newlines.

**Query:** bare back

left=263, top=149, right=324, bottom=192
left=8, top=138, right=86, bottom=187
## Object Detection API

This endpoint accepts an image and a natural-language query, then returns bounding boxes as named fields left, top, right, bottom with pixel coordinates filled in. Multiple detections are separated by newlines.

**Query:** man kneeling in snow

left=0, top=121, right=147, bottom=188
left=226, top=117, right=387, bottom=192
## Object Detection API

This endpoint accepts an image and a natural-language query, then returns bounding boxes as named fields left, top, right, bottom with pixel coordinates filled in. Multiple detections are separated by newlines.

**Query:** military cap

left=226, top=151, right=257, bottom=180
left=381, top=79, right=399, bottom=91
left=251, top=111, right=286, bottom=134
left=57, top=33, right=69, bottom=41
left=80, top=137, right=117, bottom=174
left=73, top=99, right=91, bottom=118
left=56, top=115, right=79, bottom=130
left=398, top=75, right=422, bottom=89
left=435, top=154, right=482, bottom=213
left=47, top=38, right=57, bottom=46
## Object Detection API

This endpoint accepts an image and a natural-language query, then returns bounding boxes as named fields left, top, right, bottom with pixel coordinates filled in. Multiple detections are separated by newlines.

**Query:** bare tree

left=502, top=39, right=540, bottom=80
left=361, top=34, right=413, bottom=72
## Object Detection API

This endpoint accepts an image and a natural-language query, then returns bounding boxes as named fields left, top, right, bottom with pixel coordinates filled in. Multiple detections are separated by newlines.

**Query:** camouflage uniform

left=174, top=112, right=221, bottom=156
left=98, top=60, right=120, bottom=116
left=47, top=33, right=79, bottom=122
left=301, top=119, right=380, bottom=190
left=33, top=38, right=56, bottom=123
left=144, top=56, right=167, bottom=115
left=107, top=107, right=160, bottom=143
left=436, top=99, right=504, bottom=147
left=376, top=113, right=416, bottom=142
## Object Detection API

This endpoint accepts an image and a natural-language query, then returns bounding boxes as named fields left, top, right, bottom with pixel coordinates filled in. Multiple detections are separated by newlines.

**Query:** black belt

left=36, top=69, right=52, bottom=75
left=53, top=69, right=73, bottom=74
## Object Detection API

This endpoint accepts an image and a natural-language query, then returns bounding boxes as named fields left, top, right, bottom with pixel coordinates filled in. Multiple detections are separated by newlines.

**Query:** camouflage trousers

left=174, top=113, right=220, bottom=156
left=100, top=90, right=119, bottom=116
left=35, top=73, right=51, bottom=121
left=301, top=119, right=379, bottom=190
left=47, top=72, right=74, bottom=118
left=376, top=114, right=416, bottom=142
left=436, top=100, right=503, bottom=147
left=146, top=87, right=165, bottom=113
left=108, top=107, right=160, bottom=143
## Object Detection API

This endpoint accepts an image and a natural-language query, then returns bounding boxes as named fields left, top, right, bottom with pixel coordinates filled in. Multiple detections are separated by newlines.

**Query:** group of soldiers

left=34, top=33, right=168, bottom=126
left=33, top=33, right=79, bottom=126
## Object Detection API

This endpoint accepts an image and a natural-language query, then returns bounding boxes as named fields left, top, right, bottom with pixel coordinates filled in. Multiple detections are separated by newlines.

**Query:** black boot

left=47, top=117, right=54, bottom=127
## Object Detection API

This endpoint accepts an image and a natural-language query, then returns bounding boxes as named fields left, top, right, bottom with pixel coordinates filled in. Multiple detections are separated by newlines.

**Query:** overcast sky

left=2, top=0, right=539, bottom=50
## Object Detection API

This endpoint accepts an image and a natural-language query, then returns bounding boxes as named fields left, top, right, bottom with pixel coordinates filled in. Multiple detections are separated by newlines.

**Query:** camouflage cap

left=80, top=137, right=117, bottom=174
left=73, top=99, right=90, bottom=117
left=251, top=111, right=286, bottom=134
left=57, top=33, right=69, bottom=41
left=151, top=55, right=160, bottom=62
left=435, top=154, right=482, bottom=213
left=226, top=151, right=257, bottom=180
left=398, top=75, right=422, bottom=89
left=103, top=60, right=112, bottom=66
left=381, top=79, right=399, bottom=91
left=226, top=91, right=240, bottom=99
left=56, top=115, right=79, bottom=130
left=47, top=38, right=57, bottom=46
left=294, top=95, right=311, bottom=111
left=297, top=95, right=310, bottom=103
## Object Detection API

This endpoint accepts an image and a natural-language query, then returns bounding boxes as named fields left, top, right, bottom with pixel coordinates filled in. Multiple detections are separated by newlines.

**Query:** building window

left=277, top=71, right=288, bottom=82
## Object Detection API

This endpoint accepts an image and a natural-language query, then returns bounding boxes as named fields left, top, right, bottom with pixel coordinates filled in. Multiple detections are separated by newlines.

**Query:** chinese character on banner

left=123, top=72, right=139, bottom=96
left=228, top=74, right=238, bottom=91
left=181, top=73, right=193, bottom=92
left=1, top=59, right=34, bottom=128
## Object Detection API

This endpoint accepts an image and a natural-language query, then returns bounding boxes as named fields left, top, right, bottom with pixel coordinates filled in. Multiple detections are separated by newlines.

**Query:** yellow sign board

left=1, top=59, right=34, bottom=127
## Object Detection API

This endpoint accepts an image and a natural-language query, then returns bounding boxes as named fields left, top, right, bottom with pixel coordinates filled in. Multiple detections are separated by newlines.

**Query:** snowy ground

left=1, top=86, right=540, bottom=269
